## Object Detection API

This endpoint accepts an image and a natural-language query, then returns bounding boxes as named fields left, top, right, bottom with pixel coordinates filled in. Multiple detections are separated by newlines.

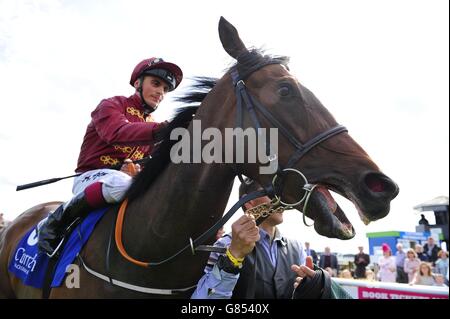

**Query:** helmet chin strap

left=138, top=76, right=158, bottom=115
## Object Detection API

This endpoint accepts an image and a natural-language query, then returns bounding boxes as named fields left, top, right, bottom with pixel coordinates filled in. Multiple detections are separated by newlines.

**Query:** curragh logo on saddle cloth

left=8, top=207, right=108, bottom=288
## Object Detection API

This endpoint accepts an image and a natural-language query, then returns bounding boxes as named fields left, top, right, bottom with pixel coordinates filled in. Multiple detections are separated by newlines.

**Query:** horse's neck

left=127, top=163, right=234, bottom=253
left=126, top=85, right=236, bottom=254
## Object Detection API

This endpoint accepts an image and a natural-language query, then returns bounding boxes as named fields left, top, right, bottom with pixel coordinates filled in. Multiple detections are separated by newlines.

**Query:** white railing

left=333, top=278, right=449, bottom=299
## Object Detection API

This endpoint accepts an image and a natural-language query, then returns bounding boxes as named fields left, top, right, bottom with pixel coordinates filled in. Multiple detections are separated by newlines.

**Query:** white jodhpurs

left=72, top=169, right=132, bottom=204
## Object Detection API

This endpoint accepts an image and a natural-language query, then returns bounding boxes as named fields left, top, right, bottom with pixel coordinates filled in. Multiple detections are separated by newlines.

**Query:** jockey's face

left=135, top=75, right=170, bottom=109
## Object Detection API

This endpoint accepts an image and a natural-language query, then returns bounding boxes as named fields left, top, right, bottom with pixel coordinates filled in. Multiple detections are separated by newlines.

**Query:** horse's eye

left=277, top=85, right=291, bottom=97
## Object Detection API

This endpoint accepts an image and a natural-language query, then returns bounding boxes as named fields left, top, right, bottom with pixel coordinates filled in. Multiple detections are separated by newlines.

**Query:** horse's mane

left=176, top=77, right=218, bottom=104
left=126, top=77, right=217, bottom=201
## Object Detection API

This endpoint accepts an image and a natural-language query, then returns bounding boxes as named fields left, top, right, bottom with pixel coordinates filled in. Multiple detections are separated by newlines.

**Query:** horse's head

left=218, top=17, right=399, bottom=239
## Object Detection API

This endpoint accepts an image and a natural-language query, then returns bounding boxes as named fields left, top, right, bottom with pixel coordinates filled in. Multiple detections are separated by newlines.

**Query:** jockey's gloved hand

left=153, top=120, right=170, bottom=141
left=120, top=159, right=141, bottom=177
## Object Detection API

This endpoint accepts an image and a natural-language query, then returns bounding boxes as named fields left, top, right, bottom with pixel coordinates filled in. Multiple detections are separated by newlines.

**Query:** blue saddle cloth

left=8, top=207, right=109, bottom=288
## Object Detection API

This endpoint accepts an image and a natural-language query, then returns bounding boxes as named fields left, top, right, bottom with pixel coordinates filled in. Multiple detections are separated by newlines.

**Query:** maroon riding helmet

left=130, top=57, right=183, bottom=91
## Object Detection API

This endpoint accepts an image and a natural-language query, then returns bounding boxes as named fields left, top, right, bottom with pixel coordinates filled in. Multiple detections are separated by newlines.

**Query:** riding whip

left=15, top=157, right=152, bottom=191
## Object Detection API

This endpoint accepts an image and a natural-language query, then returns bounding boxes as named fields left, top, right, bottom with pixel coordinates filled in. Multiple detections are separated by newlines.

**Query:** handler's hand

left=228, top=214, right=260, bottom=259
left=291, top=256, right=316, bottom=289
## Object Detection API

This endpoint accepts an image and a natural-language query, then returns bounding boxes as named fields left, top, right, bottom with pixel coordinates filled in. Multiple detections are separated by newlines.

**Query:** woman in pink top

left=377, top=243, right=397, bottom=282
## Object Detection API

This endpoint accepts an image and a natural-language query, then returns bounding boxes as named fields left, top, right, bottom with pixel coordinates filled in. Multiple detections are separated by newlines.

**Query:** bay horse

left=0, top=17, right=398, bottom=298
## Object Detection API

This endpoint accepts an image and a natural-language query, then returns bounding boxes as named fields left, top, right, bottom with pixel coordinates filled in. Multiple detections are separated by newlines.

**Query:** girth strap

left=79, top=255, right=197, bottom=296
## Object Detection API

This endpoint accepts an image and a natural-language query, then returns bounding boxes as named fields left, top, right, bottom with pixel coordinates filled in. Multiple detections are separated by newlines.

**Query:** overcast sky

left=0, top=0, right=448, bottom=253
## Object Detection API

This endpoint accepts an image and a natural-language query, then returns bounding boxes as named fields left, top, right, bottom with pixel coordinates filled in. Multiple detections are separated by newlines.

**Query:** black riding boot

left=38, top=192, right=92, bottom=257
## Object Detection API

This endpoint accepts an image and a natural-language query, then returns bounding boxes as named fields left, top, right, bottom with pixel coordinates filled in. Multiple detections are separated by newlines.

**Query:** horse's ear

left=218, top=16, right=248, bottom=59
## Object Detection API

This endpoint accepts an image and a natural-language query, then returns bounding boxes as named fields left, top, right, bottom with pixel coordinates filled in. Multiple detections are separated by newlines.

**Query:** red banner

left=358, top=286, right=448, bottom=299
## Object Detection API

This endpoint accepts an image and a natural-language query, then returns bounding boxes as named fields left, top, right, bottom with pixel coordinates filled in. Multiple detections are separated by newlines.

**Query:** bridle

left=231, top=56, right=347, bottom=213
left=87, top=55, right=348, bottom=295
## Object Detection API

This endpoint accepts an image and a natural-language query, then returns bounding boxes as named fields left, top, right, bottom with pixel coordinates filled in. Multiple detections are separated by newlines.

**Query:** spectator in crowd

left=435, top=250, right=448, bottom=278
left=365, top=270, right=376, bottom=281
left=340, top=269, right=353, bottom=279
left=423, top=237, right=441, bottom=265
left=354, top=246, right=370, bottom=279
left=415, top=244, right=429, bottom=262
left=304, top=241, right=318, bottom=265
left=319, top=247, right=338, bottom=276
left=395, top=243, right=408, bottom=283
left=412, top=262, right=436, bottom=286
left=377, top=243, right=396, bottom=282
left=404, top=248, right=421, bottom=283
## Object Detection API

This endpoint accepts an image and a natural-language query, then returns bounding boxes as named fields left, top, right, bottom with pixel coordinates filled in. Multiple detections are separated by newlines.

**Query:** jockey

left=38, top=57, right=183, bottom=256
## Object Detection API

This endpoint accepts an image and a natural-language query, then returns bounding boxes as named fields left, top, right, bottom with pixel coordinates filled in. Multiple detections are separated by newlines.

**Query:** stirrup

left=46, top=237, right=66, bottom=258
left=44, top=216, right=81, bottom=258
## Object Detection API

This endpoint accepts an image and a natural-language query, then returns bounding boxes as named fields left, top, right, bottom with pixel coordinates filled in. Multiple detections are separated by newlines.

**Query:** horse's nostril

left=366, top=174, right=386, bottom=193
left=364, top=173, right=398, bottom=197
